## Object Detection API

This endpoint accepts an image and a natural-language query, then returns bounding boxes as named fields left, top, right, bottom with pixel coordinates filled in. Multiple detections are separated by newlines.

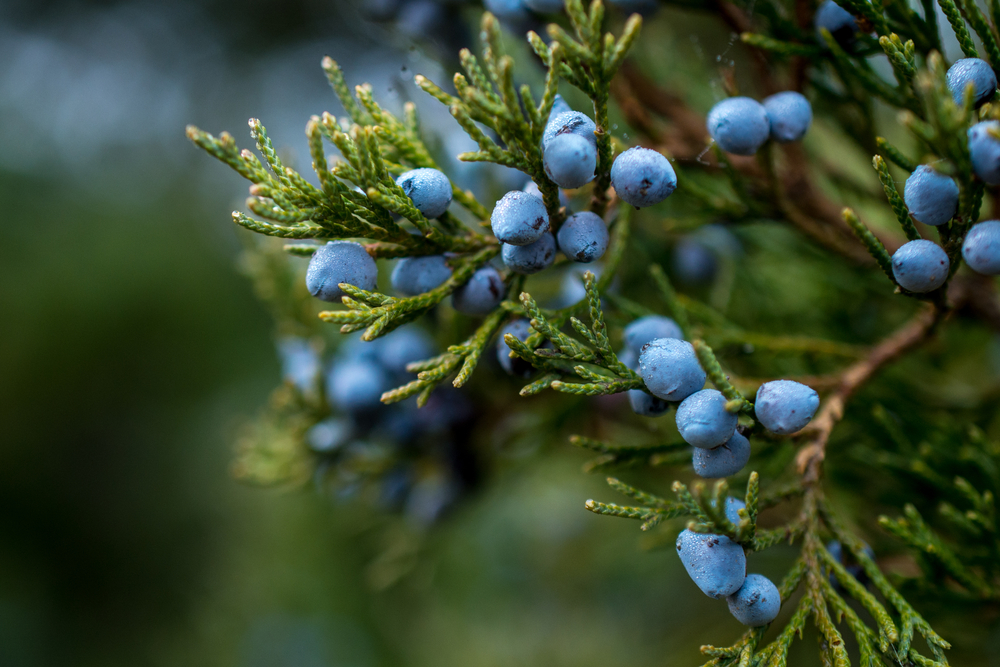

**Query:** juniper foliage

left=188, top=0, right=1000, bottom=662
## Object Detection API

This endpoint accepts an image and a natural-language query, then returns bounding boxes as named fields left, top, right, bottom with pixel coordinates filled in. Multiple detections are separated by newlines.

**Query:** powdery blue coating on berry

left=624, top=315, right=684, bottom=354
left=523, top=179, right=570, bottom=209
left=677, top=389, right=740, bottom=449
left=969, top=121, right=1000, bottom=184
left=676, top=529, right=747, bottom=599
left=305, top=241, right=378, bottom=302
left=483, top=0, right=530, bottom=20
left=277, top=337, right=320, bottom=393
left=326, top=358, right=390, bottom=413
left=754, top=380, right=820, bottom=434
left=497, top=319, right=533, bottom=375
left=557, top=211, right=609, bottom=263
left=550, top=94, right=573, bottom=118
left=707, top=97, right=770, bottom=156
left=502, top=233, right=557, bottom=274
left=947, top=58, right=997, bottom=106
left=727, top=574, right=781, bottom=626
left=377, top=327, right=434, bottom=374
left=762, top=91, right=812, bottom=142
left=693, top=431, right=751, bottom=478
left=962, top=220, right=1000, bottom=275
left=903, top=166, right=959, bottom=227
left=725, top=497, right=746, bottom=525
left=610, top=146, right=677, bottom=207
left=814, top=0, right=857, bottom=45
left=619, top=346, right=668, bottom=416
left=396, top=168, right=452, bottom=219
left=891, top=239, right=950, bottom=293
left=452, top=266, right=505, bottom=315
left=524, top=0, right=565, bottom=12
left=544, top=133, right=597, bottom=189
left=629, top=389, right=671, bottom=417
left=491, top=190, right=551, bottom=246
left=391, top=255, right=452, bottom=296
left=638, top=338, right=707, bottom=402
left=542, top=111, right=597, bottom=148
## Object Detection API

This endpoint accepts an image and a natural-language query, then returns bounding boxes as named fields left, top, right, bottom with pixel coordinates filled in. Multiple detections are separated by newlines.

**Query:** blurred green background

left=3, top=1, right=1000, bottom=665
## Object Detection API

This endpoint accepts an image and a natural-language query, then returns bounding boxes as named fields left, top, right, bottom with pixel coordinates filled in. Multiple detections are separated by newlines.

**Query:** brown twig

left=795, top=303, right=945, bottom=483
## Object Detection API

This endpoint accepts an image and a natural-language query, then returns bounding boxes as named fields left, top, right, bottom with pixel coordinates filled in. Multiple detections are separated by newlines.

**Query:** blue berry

left=502, top=233, right=557, bottom=274
left=305, top=240, right=378, bottom=302
left=327, top=358, right=391, bottom=413
left=892, top=239, right=950, bottom=293
left=638, top=338, right=706, bottom=402
left=674, top=237, right=718, bottom=284
left=624, top=315, right=683, bottom=354
left=396, top=168, right=452, bottom=219
left=619, top=346, right=670, bottom=417
left=762, top=91, right=812, bottom=142
left=276, top=337, right=320, bottom=393
left=542, top=111, right=597, bottom=148
left=491, top=190, right=551, bottom=246
left=306, top=417, right=353, bottom=453
left=969, top=121, right=1000, bottom=184
left=549, top=94, right=573, bottom=118
left=523, top=179, right=570, bottom=209
left=677, top=389, right=739, bottom=448
left=557, top=265, right=602, bottom=307
left=724, top=497, right=746, bottom=525
left=963, top=220, right=1000, bottom=275
left=693, top=431, right=751, bottom=478
left=557, top=212, right=609, bottom=263
left=754, top=380, right=820, bottom=435
left=903, top=166, right=958, bottom=227
left=629, top=389, right=671, bottom=417
left=814, top=0, right=857, bottom=45
left=675, top=529, right=747, bottom=599
left=544, top=133, right=597, bottom=189
left=610, top=146, right=677, bottom=208
left=391, top=255, right=452, bottom=296
left=707, top=97, right=770, bottom=156
left=452, top=266, right=505, bottom=315
left=377, top=327, right=434, bottom=375
left=946, top=58, right=997, bottom=107
left=497, top=319, right=534, bottom=376
left=338, top=333, right=383, bottom=364
left=727, top=574, right=780, bottom=626
left=827, top=540, right=876, bottom=587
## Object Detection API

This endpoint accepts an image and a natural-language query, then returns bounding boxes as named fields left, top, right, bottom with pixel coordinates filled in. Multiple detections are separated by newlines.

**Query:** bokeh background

left=3, top=0, right=1000, bottom=665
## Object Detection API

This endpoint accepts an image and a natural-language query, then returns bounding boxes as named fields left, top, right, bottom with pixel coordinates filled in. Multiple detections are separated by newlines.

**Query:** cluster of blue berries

left=279, top=328, right=476, bottom=523
left=542, top=96, right=677, bottom=209
left=707, top=91, right=812, bottom=156
left=676, top=498, right=781, bottom=626
left=892, top=156, right=1000, bottom=293
left=608, top=316, right=819, bottom=481
left=306, top=165, right=512, bottom=315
